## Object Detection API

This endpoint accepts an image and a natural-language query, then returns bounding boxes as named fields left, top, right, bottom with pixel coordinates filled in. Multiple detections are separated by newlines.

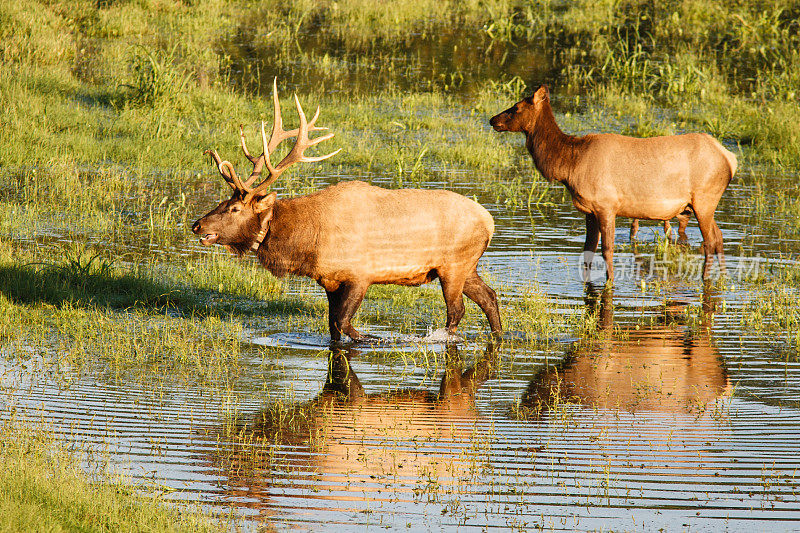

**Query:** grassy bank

left=0, top=420, right=221, bottom=533
left=2, top=0, right=798, bottom=240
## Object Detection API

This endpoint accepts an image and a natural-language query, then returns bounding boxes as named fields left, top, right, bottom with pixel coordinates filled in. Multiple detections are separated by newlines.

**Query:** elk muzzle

left=489, top=112, right=510, bottom=132
left=192, top=218, right=218, bottom=246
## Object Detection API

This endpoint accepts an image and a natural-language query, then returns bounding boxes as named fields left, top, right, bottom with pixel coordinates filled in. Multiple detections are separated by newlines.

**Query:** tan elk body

left=490, top=86, right=737, bottom=280
left=192, top=80, right=501, bottom=341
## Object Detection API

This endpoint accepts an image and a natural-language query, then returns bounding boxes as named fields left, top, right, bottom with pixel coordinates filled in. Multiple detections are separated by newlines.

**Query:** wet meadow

left=2, top=0, right=800, bottom=531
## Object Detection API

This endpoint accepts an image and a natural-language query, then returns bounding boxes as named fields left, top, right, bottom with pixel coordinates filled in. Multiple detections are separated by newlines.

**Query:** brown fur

left=193, top=180, right=502, bottom=341
left=490, top=85, right=737, bottom=281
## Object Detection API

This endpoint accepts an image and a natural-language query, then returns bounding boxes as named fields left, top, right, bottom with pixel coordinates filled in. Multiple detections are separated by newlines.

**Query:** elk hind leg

left=462, top=270, right=502, bottom=334
left=439, top=273, right=467, bottom=334
left=676, top=210, right=691, bottom=243
left=694, top=208, right=720, bottom=279
left=713, top=220, right=726, bottom=274
left=630, top=219, right=639, bottom=240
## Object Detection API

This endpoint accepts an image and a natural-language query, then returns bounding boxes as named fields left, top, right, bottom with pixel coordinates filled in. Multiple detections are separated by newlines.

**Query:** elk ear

left=533, top=85, right=550, bottom=103
left=252, top=191, right=277, bottom=216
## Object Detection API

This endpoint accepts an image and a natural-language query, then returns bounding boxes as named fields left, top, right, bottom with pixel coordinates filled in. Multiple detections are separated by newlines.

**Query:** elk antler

left=203, top=149, right=246, bottom=191
left=249, top=81, right=340, bottom=196
left=205, top=78, right=340, bottom=198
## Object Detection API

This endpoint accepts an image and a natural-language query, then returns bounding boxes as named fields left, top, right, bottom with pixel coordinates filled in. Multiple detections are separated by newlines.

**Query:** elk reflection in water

left=520, top=285, right=730, bottom=417
left=210, top=340, right=500, bottom=507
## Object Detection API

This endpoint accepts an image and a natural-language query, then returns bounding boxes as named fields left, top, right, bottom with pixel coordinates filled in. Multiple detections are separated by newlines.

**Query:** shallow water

left=4, top=162, right=800, bottom=531
left=220, top=26, right=549, bottom=97
left=4, top=29, right=800, bottom=533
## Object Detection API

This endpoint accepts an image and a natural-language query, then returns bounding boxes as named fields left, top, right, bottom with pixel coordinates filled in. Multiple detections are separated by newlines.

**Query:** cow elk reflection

left=520, top=285, right=730, bottom=417
left=209, top=341, right=500, bottom=506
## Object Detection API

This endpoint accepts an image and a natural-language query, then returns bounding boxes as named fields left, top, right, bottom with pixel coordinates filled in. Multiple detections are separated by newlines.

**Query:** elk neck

left=250, top=207, right=272, bottom=253
left=524, top=101, right=585, bottom=188
left=255, top=198, right=320, bottom=278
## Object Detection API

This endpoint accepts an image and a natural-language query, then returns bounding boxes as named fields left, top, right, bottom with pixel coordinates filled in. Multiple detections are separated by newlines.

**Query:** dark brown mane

left=257, top=199, right=320, bottom=278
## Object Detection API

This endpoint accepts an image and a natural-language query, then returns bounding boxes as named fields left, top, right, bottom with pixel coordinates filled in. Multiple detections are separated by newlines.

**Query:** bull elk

left=192, top=80, right=501, bottom=341
left=490, top=85, right=737, bottom=281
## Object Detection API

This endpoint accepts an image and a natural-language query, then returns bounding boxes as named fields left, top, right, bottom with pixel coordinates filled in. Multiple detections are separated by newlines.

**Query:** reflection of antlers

left=206, top=78, right=340, bottom=197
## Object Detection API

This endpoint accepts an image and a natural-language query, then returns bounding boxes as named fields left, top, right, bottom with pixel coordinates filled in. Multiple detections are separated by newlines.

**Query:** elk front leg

left=326, top=282, right=369, bottom=341
left=326, top=287, right=344, bottom=341
left=583, top=213, right=601, bottom=281
left=598, top=212, right=616, bottom=282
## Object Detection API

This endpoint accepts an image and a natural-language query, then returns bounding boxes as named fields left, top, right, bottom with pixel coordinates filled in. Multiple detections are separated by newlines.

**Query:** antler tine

left=305, top=105, right=335, bottom=135
left=247, top=84, right=340, bottom=197
left=254, top=119, right=281, bottom=191
left=204, top=149, right=237, bottom=190
left=299, top=146, right=342, bottom=163
left=218, top=160, right=248, bottom=192
left=239, top=124, right=259, bottom=164
left=267, top=78, right=299, bottom=154
left=239, top=124, right=269, bottom=187
left=204, top=148, right=223, bottom=167
left=237, top=123, right=271, bottom=188
left=253, top=78, right=300, bottom=191
left=307, top=105, right=322, bottom=128
left=283, top=94, right=340, bottom=164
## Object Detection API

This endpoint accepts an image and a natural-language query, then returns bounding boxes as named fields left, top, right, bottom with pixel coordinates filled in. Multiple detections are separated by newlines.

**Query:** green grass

left=0, top=420, right=221, bottom=533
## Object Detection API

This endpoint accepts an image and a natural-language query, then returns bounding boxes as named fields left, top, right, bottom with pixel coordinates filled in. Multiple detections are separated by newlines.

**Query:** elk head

left=192, top=79, right=340, bottom=253
left=489, top=84, right=549, bottom=132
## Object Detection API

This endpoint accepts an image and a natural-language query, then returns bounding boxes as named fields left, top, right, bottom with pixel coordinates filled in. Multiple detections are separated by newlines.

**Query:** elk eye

left=229, top=206, right=241, bottom=213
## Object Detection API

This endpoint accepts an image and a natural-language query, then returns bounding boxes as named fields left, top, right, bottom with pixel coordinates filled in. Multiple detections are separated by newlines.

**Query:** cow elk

left=490, top=85, right=737, bottom=281
left=192, top=80, right=501, bottom=341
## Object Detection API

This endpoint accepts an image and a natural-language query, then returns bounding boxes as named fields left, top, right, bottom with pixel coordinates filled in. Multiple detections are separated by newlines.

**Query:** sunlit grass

left=0, top=419, right=221, bottom=533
